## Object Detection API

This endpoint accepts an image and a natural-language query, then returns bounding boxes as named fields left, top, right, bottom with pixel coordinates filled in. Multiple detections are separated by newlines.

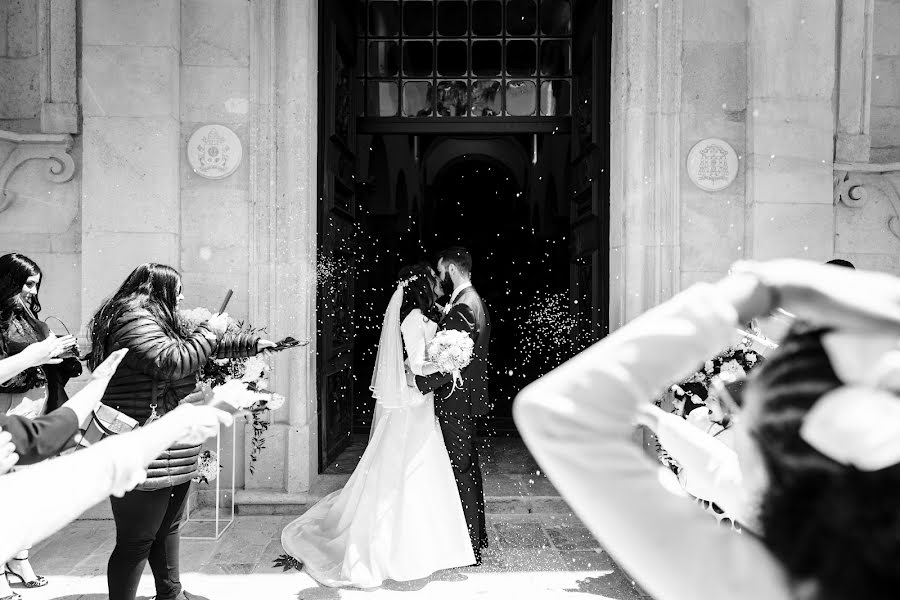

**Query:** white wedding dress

left=281, top=307, right=475, bottom=588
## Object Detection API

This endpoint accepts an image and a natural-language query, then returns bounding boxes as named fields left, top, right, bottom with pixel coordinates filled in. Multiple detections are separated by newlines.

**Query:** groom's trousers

left=437, top=411, right=488, bottom=557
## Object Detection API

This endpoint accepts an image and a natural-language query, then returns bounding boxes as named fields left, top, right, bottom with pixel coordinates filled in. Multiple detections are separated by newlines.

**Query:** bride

left=281, top=263, right=476, bottom=588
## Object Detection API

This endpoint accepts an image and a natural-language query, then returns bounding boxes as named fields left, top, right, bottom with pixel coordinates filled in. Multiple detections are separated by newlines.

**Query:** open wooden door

left=569, top=0, right=611, bottom=346
left=317, top=0, right=360, bottom=469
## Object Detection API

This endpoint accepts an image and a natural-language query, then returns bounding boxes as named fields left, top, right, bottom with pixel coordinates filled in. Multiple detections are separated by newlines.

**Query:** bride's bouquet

left=426, top=329, right=475, bottom=393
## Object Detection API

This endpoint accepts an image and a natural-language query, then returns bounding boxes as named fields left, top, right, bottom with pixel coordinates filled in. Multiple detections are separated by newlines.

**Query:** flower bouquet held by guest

left=87, top=263, right=275, bottom=600
left=0, top=253, right=83, bottom=597
left=516, top=260, right=900, bottom=600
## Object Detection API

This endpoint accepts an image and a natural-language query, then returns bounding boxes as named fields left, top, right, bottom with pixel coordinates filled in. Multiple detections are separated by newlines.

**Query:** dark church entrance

left=316, top=0, right=611, bottom=469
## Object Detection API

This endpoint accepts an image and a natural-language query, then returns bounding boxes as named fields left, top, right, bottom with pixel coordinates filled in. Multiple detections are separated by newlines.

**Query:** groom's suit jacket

left=415, top=286, right=491, bottom=416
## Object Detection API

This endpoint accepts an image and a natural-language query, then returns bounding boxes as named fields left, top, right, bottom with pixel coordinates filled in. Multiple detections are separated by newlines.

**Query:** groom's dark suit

left=415, top=284, right=491, bottom=559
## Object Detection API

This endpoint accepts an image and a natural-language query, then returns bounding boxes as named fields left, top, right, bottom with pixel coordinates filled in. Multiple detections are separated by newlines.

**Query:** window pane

left=540, top=0, right=573, bottom=36
left=540, top=80, right=570, bottom=116
left=506, top=79, right=536, bottom=116
left=471, top=80, right=502, bottom=116
left=403, top=81, right=434, bottom=117
left=403, top=40, right=434, bottom=77
left=368, top=1, right=400, bottom=37
left=506, top=0, right=537, bottom=35
left=472, top=1, right=502, bottom=36
left=437, top=1, right=468, bottom=36
left=541, top=40, right=571, bottom=76
left=437, top=40, right=468, bottom=77
left=403, top=1, right=433, bottom=36
left=472, top=40, right=502, bottom=76
left=506, top=39, right=536, bottom=76
left=436, top=80, right=469, bottom=116
left=355, top=78, right=366, bottom=117
left=366, top=81, right=399, bottom=116
left=368, top=41, right=399, bottom=77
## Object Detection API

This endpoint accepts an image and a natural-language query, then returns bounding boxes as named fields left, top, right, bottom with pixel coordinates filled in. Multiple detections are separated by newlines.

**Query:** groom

left=411, top=247, right=491, bottom=564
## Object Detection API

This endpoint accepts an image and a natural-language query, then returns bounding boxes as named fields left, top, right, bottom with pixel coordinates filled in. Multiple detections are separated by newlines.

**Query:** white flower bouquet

left=426, top=329, right=475, bottom=393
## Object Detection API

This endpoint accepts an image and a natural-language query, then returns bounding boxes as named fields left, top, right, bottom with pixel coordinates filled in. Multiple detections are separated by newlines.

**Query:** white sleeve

left=401, top=312, right=429, bottom=377
left=513, top=284, right=791, bottom=600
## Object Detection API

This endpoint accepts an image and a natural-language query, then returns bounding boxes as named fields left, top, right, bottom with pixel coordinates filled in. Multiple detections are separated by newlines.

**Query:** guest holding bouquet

left=87, top=263, right=275, bottom=600
left=0, top=253, right=82, bottom=597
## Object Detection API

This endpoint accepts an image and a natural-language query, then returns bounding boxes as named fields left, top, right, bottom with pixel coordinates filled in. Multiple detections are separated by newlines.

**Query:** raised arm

left=0, top=410, right=79, bottom=465
left=513, top=283, right=791, bottom=600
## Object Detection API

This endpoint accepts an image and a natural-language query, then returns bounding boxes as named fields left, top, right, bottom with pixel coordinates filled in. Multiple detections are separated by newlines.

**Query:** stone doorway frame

left=237, top=0, right=681, bottom=506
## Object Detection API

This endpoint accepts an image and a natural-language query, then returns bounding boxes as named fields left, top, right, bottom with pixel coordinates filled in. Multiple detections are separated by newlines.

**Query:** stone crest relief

left=187, top=125, right=243, bottom=180
left=686, top=138, right=739, bottom=192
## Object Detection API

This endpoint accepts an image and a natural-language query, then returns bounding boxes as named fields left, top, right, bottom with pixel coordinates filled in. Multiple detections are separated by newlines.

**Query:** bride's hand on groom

left=405, top=367, right=417, bottom=388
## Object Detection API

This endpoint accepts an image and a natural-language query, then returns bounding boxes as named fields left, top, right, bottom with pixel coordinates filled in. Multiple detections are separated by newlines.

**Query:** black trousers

left=107, top=481, right=190, bottom=600
left=437, top=412, right=488, bottom=557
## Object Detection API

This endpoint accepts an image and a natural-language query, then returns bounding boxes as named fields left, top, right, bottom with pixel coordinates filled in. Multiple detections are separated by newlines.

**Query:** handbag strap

left=89, top=411, right=120, bottom=436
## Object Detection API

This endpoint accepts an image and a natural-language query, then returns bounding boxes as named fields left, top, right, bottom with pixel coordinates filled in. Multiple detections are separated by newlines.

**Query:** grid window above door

left=358, top=0, right=573, bottom=118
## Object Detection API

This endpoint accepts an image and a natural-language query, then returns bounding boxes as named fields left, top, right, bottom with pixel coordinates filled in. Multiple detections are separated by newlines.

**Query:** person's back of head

left=397, top=263, right=440, bottom=323
left=745, top=326, right=900, bottom=600
left=436, top=246, right=473, bottom=277
left=826, top=259, right=855, bottom=269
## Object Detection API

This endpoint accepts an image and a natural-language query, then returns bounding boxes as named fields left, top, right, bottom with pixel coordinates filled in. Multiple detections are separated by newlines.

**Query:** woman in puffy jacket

left=87, top=263, right=274, bottom=600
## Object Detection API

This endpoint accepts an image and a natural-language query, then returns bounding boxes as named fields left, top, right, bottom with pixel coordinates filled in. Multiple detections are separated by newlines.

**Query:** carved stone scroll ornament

left=0, top=130, right=76, bottom=214
left=833, top=165, right=900, bottom=241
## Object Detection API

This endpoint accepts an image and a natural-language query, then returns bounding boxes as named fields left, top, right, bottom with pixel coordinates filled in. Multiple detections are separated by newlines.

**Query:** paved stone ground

left=21, top=437, right=654, bottom=599
left=23, top=514, right=652, bottom=600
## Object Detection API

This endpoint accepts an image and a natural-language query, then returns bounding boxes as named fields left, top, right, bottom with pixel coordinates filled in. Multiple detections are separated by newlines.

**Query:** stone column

left=835, top=0, right=874, bottom=163
left=237, top=0, right=319, bottom=507
left=609, top=0, right=683, bottom=329
left=80, top=0, right=181, bottom=322
left=745, top=0, right=836, bottom=260
left=38, top=0, right=79, bottom=133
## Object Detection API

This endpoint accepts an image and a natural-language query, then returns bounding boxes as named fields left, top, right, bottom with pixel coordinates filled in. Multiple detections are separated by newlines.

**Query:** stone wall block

left=870, top=106, right=900, bottom=149
left=0, top=56, right=40, bottom=118
left=181, top=66, right=251, bottom=124
left=875, top=0, right=900, bottom=55
left=750, top=203, right=833, bottom=260
left=82, top=116, right=180, bottom=232
left=8, top=0, right=37, bottom=57
left=682, top=42, right=746, bottom=113
left=180, top=271, right=250, bottom=318
left=872, top=55, right=900, bottom=107
left=82, top=0, right=180, bottom=49
left=683, top=0, right=746, bottom=43
left=182, top=0, right=250, bottom=67
left=180, top=187, right=250, bottom=273
left=82, top=46, right=179, bottom=118
left=680, top=194, right=745, bottom=271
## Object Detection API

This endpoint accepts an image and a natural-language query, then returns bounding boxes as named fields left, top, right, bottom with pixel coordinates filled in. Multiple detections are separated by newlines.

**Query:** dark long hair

left=0, top=253, right=43, bottom=320
left=398, top=263, right=441, bottom=324
left=88, top=263, right=182, bottom=369
left=746, top=326, right=900, bottom=600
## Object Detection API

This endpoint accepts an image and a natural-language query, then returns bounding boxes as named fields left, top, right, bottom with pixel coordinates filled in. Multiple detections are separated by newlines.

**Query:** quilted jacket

left=99, top=307, right=259, bottom=490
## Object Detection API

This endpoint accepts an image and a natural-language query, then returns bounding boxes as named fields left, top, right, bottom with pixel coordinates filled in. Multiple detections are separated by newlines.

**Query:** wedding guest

left=0, top=402, right=234, bottom=566
left=87, top=263, right=274, bottom=600
left=826, top=259, right=855, bottom=269
left=515, top=260, right=900, bottom=600
left=0, top=253, right=82, bottom=594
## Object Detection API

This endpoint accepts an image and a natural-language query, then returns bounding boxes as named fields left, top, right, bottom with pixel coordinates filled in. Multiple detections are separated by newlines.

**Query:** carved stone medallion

left=187, top=125, right=243, bottom=180
left=686, top=138, right=739, bottom=192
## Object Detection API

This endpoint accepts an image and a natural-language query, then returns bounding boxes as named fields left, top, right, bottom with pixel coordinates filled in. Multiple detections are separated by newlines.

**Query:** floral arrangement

left=178, top=307, right=284, bottom=475
left=193, top=450, right=220, bottom=484
left=426, top=329, right=475, bottom=392
left=651, top=332, right=765, bottom=472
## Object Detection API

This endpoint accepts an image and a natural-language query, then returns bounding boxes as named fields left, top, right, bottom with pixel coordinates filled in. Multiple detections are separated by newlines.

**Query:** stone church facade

left=1, top=0, right=899, bottom=509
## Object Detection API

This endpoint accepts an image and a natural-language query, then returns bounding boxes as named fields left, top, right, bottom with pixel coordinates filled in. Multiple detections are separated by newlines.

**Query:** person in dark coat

left=88, top=263, right=274, bottom=600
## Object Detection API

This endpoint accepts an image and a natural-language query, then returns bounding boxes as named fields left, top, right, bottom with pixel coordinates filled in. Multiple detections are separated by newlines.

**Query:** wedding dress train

left=281, top=309, right=475, bottom=588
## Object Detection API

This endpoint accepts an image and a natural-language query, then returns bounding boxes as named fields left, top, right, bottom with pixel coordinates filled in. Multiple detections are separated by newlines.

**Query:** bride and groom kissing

left=281, top=246, right=492, bottom=587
